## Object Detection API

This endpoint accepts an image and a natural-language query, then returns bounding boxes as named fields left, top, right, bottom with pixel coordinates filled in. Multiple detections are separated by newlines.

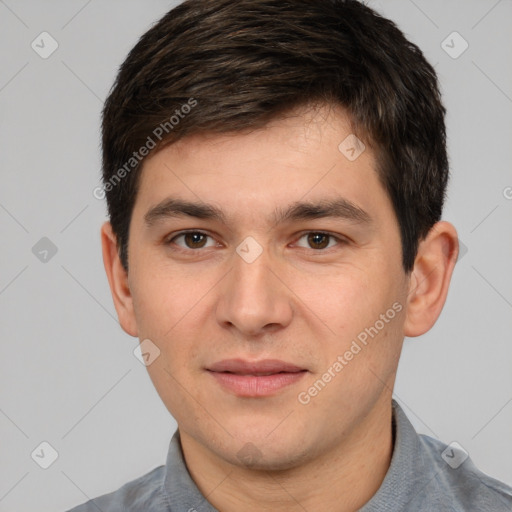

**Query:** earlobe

left=101, top=221, right=138, bottom=337
left=403, top=221, right=459, bottom=338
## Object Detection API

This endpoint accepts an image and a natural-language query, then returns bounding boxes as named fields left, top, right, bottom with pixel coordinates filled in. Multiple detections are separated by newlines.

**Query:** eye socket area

left=167, top=231, right=217, bottom=250
left=165, top=229, right=348, bottom=253
left=293, top=232, right=346, bottom=251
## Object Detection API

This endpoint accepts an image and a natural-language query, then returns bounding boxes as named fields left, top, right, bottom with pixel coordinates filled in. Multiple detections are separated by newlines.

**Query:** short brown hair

left=101, top=0, right=448, bottom=273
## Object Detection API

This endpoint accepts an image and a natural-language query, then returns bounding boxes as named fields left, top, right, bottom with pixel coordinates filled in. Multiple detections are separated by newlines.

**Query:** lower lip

left=208, top=370, right=307, bottom=397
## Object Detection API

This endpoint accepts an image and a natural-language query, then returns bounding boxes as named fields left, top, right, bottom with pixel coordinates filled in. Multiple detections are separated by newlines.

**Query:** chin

left=224, top=443, right=310, bottom=472
left=219, top=428, right=312, bottom=471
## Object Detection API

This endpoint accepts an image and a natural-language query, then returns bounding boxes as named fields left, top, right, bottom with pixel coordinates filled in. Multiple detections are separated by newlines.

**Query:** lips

left=207, top=359, right=307, bottom=397
left=208, top=358, right=305, bottom=374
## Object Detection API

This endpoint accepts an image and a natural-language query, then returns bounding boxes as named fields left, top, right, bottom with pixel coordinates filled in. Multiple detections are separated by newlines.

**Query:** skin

left=102, top=104, right=459, bottom=512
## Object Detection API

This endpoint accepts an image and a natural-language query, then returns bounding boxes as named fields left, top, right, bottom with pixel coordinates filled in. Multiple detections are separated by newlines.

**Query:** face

left=124, top=105, right=411, bottom=470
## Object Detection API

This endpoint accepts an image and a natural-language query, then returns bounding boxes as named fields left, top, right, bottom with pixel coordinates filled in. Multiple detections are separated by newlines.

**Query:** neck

left=180, top=399, right=394, bottom=512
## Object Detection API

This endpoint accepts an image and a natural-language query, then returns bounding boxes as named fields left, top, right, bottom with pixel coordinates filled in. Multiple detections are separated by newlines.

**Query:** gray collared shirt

left=66, top=400, right=512, bottom=511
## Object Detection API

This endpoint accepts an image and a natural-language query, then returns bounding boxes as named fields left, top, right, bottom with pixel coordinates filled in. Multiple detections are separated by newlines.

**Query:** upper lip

left=207, top=359, right=306, bottom=375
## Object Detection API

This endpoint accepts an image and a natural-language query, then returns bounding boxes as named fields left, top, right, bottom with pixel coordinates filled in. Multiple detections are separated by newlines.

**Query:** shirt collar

left=162, top=429, right=219, bottom=512
left=359, top=399, right=436, bottom=511
left=162, top=400, right=427, bottom=512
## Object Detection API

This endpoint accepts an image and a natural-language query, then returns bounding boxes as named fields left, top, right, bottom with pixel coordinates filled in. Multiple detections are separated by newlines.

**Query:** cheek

left=129, top=262, right=203, bottom=340
left=298, top=268, right=372, bottom=329
left=131, top=283, right=169, bottom=338
left=300, top=264, right=404, bottom=354
left=130, top=275, right=207, bottom=375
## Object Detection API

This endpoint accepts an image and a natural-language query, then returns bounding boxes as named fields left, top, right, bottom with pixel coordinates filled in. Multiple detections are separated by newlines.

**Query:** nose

left=215, top=242, right=294, bottom=338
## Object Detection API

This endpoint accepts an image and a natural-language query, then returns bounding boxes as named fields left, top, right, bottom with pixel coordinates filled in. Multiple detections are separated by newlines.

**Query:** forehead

left=132, top=104, right=393, bottom=230
left=159, top=103, right=366, bottom=164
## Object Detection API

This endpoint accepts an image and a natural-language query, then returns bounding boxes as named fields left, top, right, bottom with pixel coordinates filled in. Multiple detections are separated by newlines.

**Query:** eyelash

left=164, top=230, right=348, bottom=253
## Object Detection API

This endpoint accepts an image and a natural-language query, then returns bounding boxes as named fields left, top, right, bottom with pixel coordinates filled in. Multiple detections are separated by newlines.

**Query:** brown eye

left=295, top=232, right=341, bottom=250
left=307, top=233, right=331, bottom=250
left=168, top=231, right=216, bottom=250
left=183, top=232, right=208, bottom=248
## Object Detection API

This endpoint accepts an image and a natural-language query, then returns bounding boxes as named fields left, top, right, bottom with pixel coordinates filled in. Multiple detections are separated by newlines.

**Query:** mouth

left=206, top=359, right=308, bottom=397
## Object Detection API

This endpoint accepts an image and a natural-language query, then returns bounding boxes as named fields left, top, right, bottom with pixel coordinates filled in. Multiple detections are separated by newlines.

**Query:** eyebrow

left=144, top=196, right=372, bottom=227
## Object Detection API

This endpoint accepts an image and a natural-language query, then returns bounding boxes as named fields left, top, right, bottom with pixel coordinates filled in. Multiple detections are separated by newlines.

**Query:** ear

left=101, top=221, right=138, bottom=337
left=403, top=221, right=459, bottom=337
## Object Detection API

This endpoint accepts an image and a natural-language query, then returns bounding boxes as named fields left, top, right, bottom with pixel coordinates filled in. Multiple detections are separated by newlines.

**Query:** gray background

left=0, top=0, right=511, bottom=510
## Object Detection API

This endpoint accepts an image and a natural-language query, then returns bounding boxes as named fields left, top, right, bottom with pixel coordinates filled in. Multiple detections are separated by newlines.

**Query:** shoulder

left=65, top=465, right=169, bottom=512
left=417, top=433, right=512, bottom=511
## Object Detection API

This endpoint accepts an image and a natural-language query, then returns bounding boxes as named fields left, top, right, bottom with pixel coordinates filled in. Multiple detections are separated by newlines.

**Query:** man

left=68, top=0, right=512, bottom=510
